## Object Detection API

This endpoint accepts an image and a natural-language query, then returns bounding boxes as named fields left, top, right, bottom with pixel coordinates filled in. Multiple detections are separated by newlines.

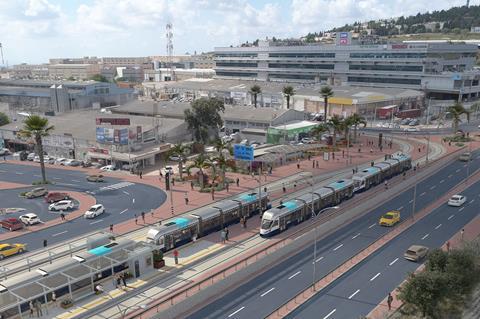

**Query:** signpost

left=233, top=144, right=254, bottom=161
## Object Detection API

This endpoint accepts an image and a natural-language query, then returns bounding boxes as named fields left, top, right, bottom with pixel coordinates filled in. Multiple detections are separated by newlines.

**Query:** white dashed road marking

left=288, top=271, right=301, bottom=280
left=348, top=289, right=360, bottom=299
left=90, top=219, right=104, bottom=225
left=470, top=199, right=475, bottom=204
left=420, top=192, right=426, bottom=196
left=430, top=186, right=436, bottom=190
left=323, top=309, right=336, bottom=319
left=422, top=233, right=429, bottom=240
left=228, top=307, right=245, bottom=318
left=389, top=258, right=399, bottom=266
left=370, top=272, right=381, bottom=281
left=315, top=256, right=324, bottom=263
left=351, top=233, right=361, bottom=239
left=397, top=206, right=403, bottom=211
left=260, top=287, right=275, bottom=297
left=368, top=223, right=376, bottom=229
left=448, top=215, right=455, bottom=220
left=52, top=231, right=68, bottom=237
left=440, top=180, right=445, bottom=183
left=459, top=207, right=465, bottom=212
left=435, top=224, right=442, bottom=230
left=119, top=209, right=128, bottom=215
left=333, top=244, right=344, bottom=251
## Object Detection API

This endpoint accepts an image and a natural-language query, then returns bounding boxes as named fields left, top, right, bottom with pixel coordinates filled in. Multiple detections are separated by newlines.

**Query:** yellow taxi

left=0, top=243, right=26, bottom=260
left=379, top=210, right=400, bottom=227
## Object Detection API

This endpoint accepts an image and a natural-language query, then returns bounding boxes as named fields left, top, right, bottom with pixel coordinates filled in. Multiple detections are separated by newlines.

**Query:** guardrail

left=125, top=145, right=469, bottom=319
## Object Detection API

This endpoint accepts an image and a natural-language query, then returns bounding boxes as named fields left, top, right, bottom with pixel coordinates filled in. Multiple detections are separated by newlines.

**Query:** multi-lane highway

left=188, top=150, right=479, bottom=319
left=0, top=162, right=166, bottom=250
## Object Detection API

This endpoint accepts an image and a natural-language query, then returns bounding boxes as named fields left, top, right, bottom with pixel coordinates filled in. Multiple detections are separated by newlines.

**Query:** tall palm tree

left=212, top=154, right=230, bottom=188
left=249, top=85, right=262, bottom=108
left=447, top=102, right=470, bottom=133
left=20, top=115, right=54, bottom=184
left=187, top=154, right=210, bottom=189
left=166, top=143, right=188, bottom=180
left=347, top=113, right=367, bottom=143
left=214, top=138, right=229, bottom=154
left=310, top=123, right=329, bottom=141
left=327, top=115, right=344, bottom=147
left=282, top=86, right=295, bottom=109
left=320, top=86, right=334, bottom=123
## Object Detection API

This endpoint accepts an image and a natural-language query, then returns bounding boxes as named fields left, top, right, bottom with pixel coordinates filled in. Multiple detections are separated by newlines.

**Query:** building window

left=216, top=71, right=257, bottom=77
left=215, top=53, right=258, bottom=58
left=269, top=53, right=335, bottom=58
left=349, top=64, right=423, bottom=72
left=269, top=73, right=316, bottom=80
left=347, top=76, right=421, bottom=85
left=216, top=62, right=258, bottom=67
left=349, top=53, right=427, bottom=59
left=268, top=63, right=334, bottom=70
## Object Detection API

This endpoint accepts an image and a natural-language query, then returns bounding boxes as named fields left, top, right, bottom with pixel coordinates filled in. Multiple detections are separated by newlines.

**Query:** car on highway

left=0, top=243, right=26, bottom=260
left=459, top=152, right=472, bottom=162
left=404, top=127, right=419, bottom=132
left=25, top=187, right=48, bottom=199
left=19, top=213, right=41, bottom=225
left=86, top=174, right=104, bottom=182
left=379, top=210, right=400, bottom=226
left=448, top=194, right=467, bottom=207
left=49, top=200, right=74, bottom=211
left=84, top=204, right=105, bottom=219
left=404, top=245, right=429, bottom=262
left=100, top=165, right=116, bottom=172
left=45, top=192, right=70, bottom=203
left=0, top=218, right=24, bottom=231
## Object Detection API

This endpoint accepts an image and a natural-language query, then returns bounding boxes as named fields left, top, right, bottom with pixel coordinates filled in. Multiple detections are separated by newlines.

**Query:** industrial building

left=214, top=38, right=480, bottom=101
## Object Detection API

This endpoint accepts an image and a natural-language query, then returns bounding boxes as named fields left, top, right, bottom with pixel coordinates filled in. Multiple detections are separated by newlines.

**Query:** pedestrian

left=139, top=171, right=143, bottom=179
left=134, top=214, right=138, bottom=225
left=294, top=182, right=297, bottom=189
left=461, top=228, right=465, bottom=240
left=312, top=161, right=315, bottom=168
left=402, top=171, right=406, bottom=180
left=418, top=147, right=421, bottom=153
left=370, top=148, right=373, bottom=154
left=184, top=192, right=189, bottom=205
left=109, top=224, right=114, bottom=232
left=316, top=161, right=319, bottom=169
left=226, top=182, right=230, bottom=192
left=244, top=217, right=247, bottom=228
left=141, top=211, right=145, bottom=223
left=342, top=150, right=345, bottom=158
left=116, top=274, right=122, bottom=289
left=446, top=241, right=450, bottom=252
left=221, top=229, right=226, bottom=244
left=413, top=166, right=416, bottom=172
left=171, top=178, right=175, bottom=186
left=95, top=283, right=104, bottom=294
left=263, top=186, right=267, bottom=194
left=151, top=209, right=154, bottom=218
left=297, top=163, right=300, bottom=169
left=34, top=299, right=42, bottom=317
left=387, top=292, right=393, bottom=310
left=29, top=300, right=34, bottom=318
left=352, top=168, right=355, bottom=174
left=211, top=187, right=215, bottom=200
left=282, top=183, right=286, bottom=193
left=51, top=291, right=57, bottom=306
left=332, top=152, right=335, bottom=160
left=224, top=227, right=229, bottom=241
left=60, top=213, right=65, bottom=221
left=3, top=155, right=5, bottom=161
left=43, top=239, right=47, bottom=248
left=236, top=177, right=239, bottom=187
left=371, top=161, right=374, bottom=167
left=173, top=249, right=179, bottom=265
left=358, top=147, right=361, bottom=153
left=308, top=154, right=311, bottom=161
left=190, top=180, right=194, bottom=190
left=448, top=141, right=451, bottom=146
left=384, top=180, right=388, bottom=190
left=121, top=273, right=128, bottom=288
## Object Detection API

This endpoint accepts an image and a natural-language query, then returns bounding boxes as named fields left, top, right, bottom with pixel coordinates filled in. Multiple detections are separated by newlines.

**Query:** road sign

left=233, top=144, right=254, bottom=161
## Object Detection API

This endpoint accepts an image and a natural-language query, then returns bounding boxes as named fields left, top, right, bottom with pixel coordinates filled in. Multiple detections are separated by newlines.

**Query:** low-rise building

left=48, top=64, right=101, bottom=80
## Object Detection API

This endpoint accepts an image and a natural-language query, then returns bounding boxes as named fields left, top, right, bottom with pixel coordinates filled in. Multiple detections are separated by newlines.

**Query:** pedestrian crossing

left=88, top=182, right=135, bottom=195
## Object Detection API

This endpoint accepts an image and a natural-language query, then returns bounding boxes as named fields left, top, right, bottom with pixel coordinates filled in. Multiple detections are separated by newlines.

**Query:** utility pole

left=0, top=43, right=4, bottom=65
left=166, top=23, right=174, bottom=81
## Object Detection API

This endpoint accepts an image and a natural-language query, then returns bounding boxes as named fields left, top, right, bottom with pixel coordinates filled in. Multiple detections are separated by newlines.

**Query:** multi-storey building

left=214, top=39, right=480, bottom=101
left=48, top=63, right=101, bottom=80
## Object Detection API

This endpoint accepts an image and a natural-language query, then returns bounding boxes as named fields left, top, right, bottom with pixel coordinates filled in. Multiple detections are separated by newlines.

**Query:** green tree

left=184, top=98, right=225, bottom=144
left=445, top=249, right=479, bottom=295
left=310, top=123, right=329, bottom=141
left=327, top=115, right=343, bottom=147
left=447, top=102, right=469, bottom=133
left=347, top=113, right=367, bottom=143
left=166, top=143, right=189, bottom=180
left=426, top=249, right=449, bottom=272
left=90, top=74, right=109, bottom=82
left=320, top=86, right=334, bottom=123
left=282, top=86, right=295, bottom=109
left=398, top=271, right=450, bottom=318
left=19, top=115, right=54, bottom=184
left=187, top=154, right=211, bottom=189
left=249, top=85, right=262, bottom=108
left=0, top=112, right=9, bottom=126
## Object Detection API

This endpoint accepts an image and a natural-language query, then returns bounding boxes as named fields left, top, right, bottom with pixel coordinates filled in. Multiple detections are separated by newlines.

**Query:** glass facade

left=269, top=73, right=316, bottom=80
left=349, top=64, right=423, bottom=72
left=216, top=71, right=257, bottom=77
left=268, top=63, right=334, bottom=70
left=215, top=53, right=258, bottom=58
left=269, top=53, right=335, bottom=58
left=216, top=62, right=258, bottom=67
left=348, top=76, right=421, bottom=85
left=349, top=53, right=427, bottom=59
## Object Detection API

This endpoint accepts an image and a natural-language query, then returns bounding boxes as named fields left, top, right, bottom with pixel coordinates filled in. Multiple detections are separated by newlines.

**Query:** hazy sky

left=0, top=0, right=476, bottom=65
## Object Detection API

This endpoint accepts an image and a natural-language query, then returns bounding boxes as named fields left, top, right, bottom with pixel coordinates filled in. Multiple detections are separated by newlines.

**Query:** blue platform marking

left=88, top=246, right=112, bottom=256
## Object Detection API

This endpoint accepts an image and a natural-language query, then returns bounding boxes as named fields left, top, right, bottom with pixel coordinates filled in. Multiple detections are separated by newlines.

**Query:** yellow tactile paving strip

left=54, top=279, right=146, bottom=319
left=171, top=243, right=223, bottom=268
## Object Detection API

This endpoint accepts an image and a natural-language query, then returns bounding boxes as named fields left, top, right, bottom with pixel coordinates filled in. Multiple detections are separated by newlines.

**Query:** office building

left=48, top=64, right=101, bottom=80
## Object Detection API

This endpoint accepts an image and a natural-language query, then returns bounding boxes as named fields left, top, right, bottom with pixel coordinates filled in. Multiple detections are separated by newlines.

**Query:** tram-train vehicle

left=147, top=192, right=269, bottom=251
left=260, top=153, right=411, bottom=236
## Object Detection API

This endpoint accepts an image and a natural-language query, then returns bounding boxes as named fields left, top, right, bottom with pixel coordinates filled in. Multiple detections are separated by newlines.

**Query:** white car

left=404, top=127, right=419, bottom=132
left=448, top=195, right=467, bottom=207
left=19, top=213, right=40, bottom=225
left=100, top=165, right=116, bottom=172
left=49, top=200, right=74, bottom=211
left=0, top=148, right=10, bottom=156
left=55, top=158, right=68, bottom=165
left=27, top=153, right=36, bottom=161
left=84, top=204, right=105, bottom=219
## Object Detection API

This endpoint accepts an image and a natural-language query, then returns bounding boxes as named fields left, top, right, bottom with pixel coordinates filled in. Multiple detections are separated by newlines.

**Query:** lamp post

left=311, top=205, right=339, bottom=291
left=252, top=172, right=263, bottom=215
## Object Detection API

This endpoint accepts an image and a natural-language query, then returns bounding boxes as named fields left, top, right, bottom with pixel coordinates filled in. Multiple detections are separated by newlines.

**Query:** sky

left=0, top=0, right=476, bottom=65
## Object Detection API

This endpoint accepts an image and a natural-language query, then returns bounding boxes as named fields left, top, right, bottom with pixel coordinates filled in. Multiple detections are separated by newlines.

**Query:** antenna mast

left=166, top=23, right=174, bottom=81
left=0, top=43, right=4, bottom=65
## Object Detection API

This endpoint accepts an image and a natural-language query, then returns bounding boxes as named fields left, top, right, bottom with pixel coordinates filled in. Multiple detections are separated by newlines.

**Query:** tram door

left=134, top=260, right=140, bottom=278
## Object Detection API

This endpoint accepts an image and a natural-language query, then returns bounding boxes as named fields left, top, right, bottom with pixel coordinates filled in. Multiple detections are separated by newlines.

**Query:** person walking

left=243, top=217, right=247, bottom=229
left=316, top=161, right=319, bottom=169
left=184, top=192, right=189, bottom=205
left=282, top=183, right=286, bottom=193
left=134, top=214, right=138, bottom=225
left=173, top=249, right=179, bottom=265
left=139, top=171, right=143, bottom=179
left=387, top=292, right=393, bottom=310
left=51, top=291, right=57, bottom=306
left=263, top=186, right=267, bottom=194
left=60, top=213, right=65, bottom=221
left=109, top=224, right=114, bottom=232
left=312, top=161, right=315, bottom=168
left=34, top=299, right=42, bottom=317
left=296, top=163, right=300, bottom=169
left=446, top=241, right=451, bottom=252
left=402, top=171, right=406, bottom=180
left=211, top=187, right=215, bottom=200
left=236, top=177, right=240, bottom=187
left=121, top=273, right=128, bottom=288
left=294, top=182, right=297, bottom=189
left=224, top=227, right=229, bottom=241
left=384, top=180, right=388, bottom=190
left=226, top=182, right=229, bottom=192
left=141, top=211, right=145, bottom=223
left=190, top=180, right=194, bottom=190
left=43, top=239, right=47, bottom=248
left=220, top=229, right=226, bottom=244
left=29, top=301, right=34, bottom=318
left=116, top=274, right=122, bottom=289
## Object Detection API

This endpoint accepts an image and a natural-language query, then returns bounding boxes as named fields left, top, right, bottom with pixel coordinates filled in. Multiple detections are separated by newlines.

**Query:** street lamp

left=311, top=205, right=339, bottom=291
left=251, top=172, right=263, bottom=215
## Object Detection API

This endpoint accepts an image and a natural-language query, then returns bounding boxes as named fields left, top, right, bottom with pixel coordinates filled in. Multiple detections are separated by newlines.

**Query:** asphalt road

left=188, top=150, right=480, bottom=319
left=0, top=162, right=166, bottom=250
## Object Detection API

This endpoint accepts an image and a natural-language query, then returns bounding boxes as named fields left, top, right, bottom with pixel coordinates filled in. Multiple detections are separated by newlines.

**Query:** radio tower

left=166, top=23, right=174, bottom=81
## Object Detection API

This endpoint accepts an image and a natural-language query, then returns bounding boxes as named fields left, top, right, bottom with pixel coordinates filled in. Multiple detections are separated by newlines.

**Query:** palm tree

left=282, top=86, right=295, bottom=109
left=167, top=143, right=188, bottom=180
left=327, top=115, right=344, bottom=147
left=249, top=85, right=262, bottom=108
left=447, top=102, right=470, bottom=133
left=20, top=115, right=54, bottom=184
left=214, top=138, right=229, bottom=154
left=187, top=154, right=210, bottom=189
left=310, top=123, right=329, bottom=141
left=320, top=86, right=334, bottom=123
left=347, top=114, right=367, bottom=143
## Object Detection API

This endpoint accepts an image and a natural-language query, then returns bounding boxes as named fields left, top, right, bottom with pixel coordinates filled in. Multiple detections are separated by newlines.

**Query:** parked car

left=86, top=174, right=104, bottom=182
left=301, top=137, right=315, bottom=144
left=400, top=118, right=411, bottom=125
left=45, top=192, right=70, bottom=203
left=33, top=155, right=41, bottom=163
left=459, top=152, right=472, bottom=162
left=0, top=243, right=26, bottom=259
left=379, top=210, right=400, bottom=226
left=404, top=245, right=429, bottom=262
left=404, top=127, right=419, bottom=132
left=25, top=187, right=48, bottom=199
left=0, top=218, right=24, bottom=231
left=55, top=158, right=68, bottom=165
left=0, top=148, right=10, bottom=156
left=169, top=156, right=181, bottom=162
left=448, top=194, right=467, bottom=207
left=49, top=200, right=74, bottom=211
left=27, top=153, right=36, bottom=161
left=64, top=159, right=82, bottom=167
left=91, top=162, right=104, bottom=168
left=100, top=165, right=116, bottom=172
left=84, top=204, right=105, bottom=219
left=409, top=119, right=420, bottom=126
left=19, top=213, right=40, bottom=225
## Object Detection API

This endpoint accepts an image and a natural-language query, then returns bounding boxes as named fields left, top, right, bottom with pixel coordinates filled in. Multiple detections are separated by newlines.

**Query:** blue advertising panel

left=96, top=127, right=105, bottom=143
left=104, top=128, right=114, bottom=143
left=233, top=144, right=254, bottom=161
left=120, top=128, right=129, bottom=145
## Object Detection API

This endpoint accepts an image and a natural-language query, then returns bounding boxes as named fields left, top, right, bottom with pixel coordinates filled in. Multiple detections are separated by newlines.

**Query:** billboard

left=120, top=128, right=128, bottom=145
left=96, top=118, right=131, bottom=126
left=104, top=128, right=114, bottom=144
left=338, top=32, right=349, bottom=45
left=233, top=144, right=254, bottom=161
left=96, top=127, right=105, bottom=143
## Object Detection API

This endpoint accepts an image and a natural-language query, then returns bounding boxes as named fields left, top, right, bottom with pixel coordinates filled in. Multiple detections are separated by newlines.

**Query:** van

left=459, top=152, right=472, bottom=162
